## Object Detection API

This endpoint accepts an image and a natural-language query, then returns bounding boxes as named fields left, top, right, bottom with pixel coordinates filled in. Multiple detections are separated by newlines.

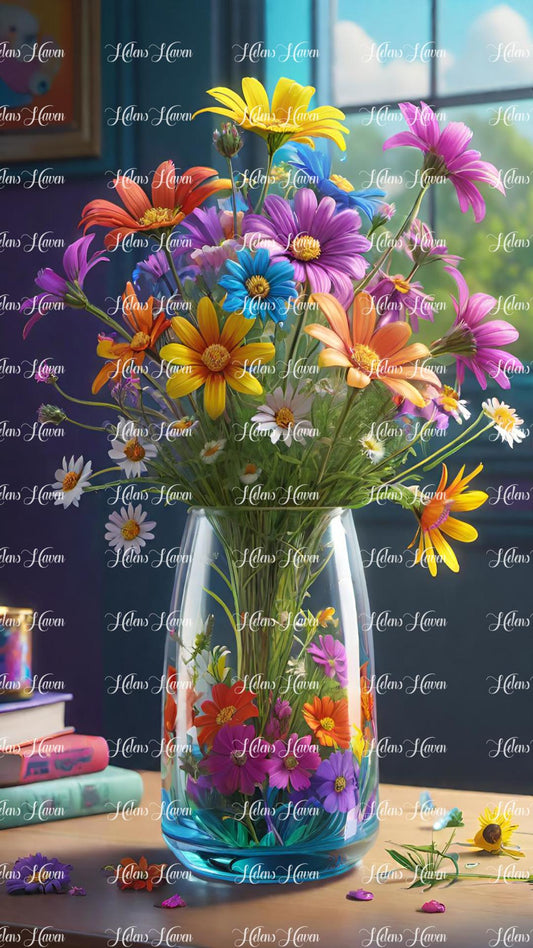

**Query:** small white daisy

left=360, top=433, right=385, bottom=463
left=108, top=417, right=157, bottom=477
left=53, top=456, right=92, bottom=508
left=239, top=463, right=262, bottom=484
left=436, top=386, right=471, bottom=424
left=200, top=439, right=226, bottom=463
left=482, top=398, right=526, bottom=448
left=251, top=384, right=313, bottom=446
left=105, top=503, right=156, bottom=552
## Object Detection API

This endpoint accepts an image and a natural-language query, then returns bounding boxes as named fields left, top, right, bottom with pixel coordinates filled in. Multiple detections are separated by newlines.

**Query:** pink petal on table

left=346, top=889, right=374, bottom=901
left=160, top=893, right=187, bottom=908
left=421, top=900, right=446, bottom=913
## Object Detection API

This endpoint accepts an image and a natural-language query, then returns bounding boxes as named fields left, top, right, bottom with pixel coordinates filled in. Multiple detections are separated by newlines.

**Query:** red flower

left=194, top=681, right=258, bottom=748
left=116, top=856, right=165, bottom=891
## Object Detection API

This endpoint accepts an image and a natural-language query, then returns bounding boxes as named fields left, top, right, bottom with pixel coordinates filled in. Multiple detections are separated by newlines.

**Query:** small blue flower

left=283, top=143, right=386, bottom=221
left=219, top=248, right=297, bottom=323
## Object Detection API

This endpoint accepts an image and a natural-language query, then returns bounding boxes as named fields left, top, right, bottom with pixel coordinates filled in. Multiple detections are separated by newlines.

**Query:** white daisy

left=108, top=418, right=157, bottom=477
left=360, top=433, right=385, bottom=463
left=436, top=385, right=470, bottom=424
left=200, top=439, right=226, bottom=463
left=482, top=398, right=526, bottom=448
left=251, top=384, right=313, bottom=446
left=239, top=463, right=262, bottom=484
left=53, top=456, right=92, bottom=508
left=105, top=503, right=156, bottom=552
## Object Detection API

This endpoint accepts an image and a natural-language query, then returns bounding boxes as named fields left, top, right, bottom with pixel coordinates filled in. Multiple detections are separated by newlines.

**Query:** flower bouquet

left=23, top=77, right=524, bottom=882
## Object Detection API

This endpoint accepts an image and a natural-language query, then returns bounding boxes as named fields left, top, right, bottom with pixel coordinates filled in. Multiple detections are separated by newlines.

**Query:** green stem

left=52, top=382, right=117, bottom=411
left=385, top=413, right=486, bottom=485
left=85, top=302, right=132, bottom=342
left=91, top=466, right=122, bottom=478
left=226, top=156, right=239, bottom=235
left=423, top=423, right=493, bottom=470
left=318, top=388, right=358, bottom=485
left=163, top=244, right=186, bottom=300
left=255, top=149, right=274, bottom=214
left=357, top=184, right=429, bottom=293
left=65, top=416, right=106, bottom=432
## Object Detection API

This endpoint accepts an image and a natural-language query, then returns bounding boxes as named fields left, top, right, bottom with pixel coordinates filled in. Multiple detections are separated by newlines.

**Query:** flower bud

left=37, top=404, right=66, bottom=425
left=213, top=123, right=243, bottom=158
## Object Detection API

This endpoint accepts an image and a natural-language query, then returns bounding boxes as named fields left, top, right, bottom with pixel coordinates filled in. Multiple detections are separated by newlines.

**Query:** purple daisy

left=307, top=634, right=348, bottom=687
left=314, top=751, right=358, bottom=813
left=434, top=268, right=522, bottom=389
left=21, top=234, right=108, bottom=338
left=267, top=733, right=321, bottom=792
left=242, top=189, right=370, bottom=307
left=383, top=101, right=504, bottom=223
left=202, top=724, right=271, bottom=796
left=370, top=272, right=434, bottom=331
left=6, top=853, right=72, bottom=894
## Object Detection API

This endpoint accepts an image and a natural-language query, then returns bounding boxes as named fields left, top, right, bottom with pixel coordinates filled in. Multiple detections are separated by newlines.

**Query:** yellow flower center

left=202, top=343, right=231, bottom=372
left=25, top=870, right=50, bottom=884
left=243, top=463, right=257, bottom=475
left=291, top=235, right=321, bottom=261
left=245, top=275, right=271, bottom=299
left=329, top=173, right=354, bottom=193
left=274, top=406, right=295, bottom=429
left=284, top=754, right=299, bottom=771
left=123, top=437, right=146, bottom=461
left=334, top=776, right=347, bottom=792
left=203, top=443, right=221, bottom=458
left=216, top=705, right=237, bottom=725
left=121, top=519, right=141, bottom=541
left=139, top=206, right=177, bottom=227
left=482, top=823, right=502, bottom=844
left=62, top=471, right=80, bottom=492
left=130, top=331, right=151, bottom=350
left=320, top=716, right=335, bottom=731
left=492, top=406, right=517, bottom=431
left=172, top=418, right=194, bottom=430
left=392, top=277, right=411, bottom=295
left=349, top=343, right=380, bottom=375
left=438, top=385, right=460, bottom=413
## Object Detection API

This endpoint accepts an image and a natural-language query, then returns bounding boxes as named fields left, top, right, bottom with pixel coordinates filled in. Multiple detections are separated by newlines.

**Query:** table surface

left=0, top=772, right=531, bottom=948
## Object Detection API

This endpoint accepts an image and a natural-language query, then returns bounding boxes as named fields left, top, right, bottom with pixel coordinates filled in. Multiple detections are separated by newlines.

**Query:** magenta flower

left=21, top=234, right=108, bottom=338
left=314, top=750, right=358, bottom=813
left=401, top=219, right=462, bottom=268
left=34, top=362, right=55, bottom=383
left=268, top=733, right=321, bottom=792
left=307, top=634, right=348, bottom=687
left=370, top=273, right=434, bottom=331
left=383, top=102, right=504, bottom=222
left=243, top=189, right=370, bottom=307
left=265, top=698, right=292, bottom=740
left=203, top=724, right=271, bottom=795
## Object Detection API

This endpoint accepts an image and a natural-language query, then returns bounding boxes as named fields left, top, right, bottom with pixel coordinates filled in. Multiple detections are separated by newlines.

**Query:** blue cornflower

left=284, top=143, right=386, bottom=221
left=219, top=248, right=297, bottom=323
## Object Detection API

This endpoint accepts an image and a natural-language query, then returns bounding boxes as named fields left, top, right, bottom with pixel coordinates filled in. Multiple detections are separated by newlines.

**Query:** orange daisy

left=306, top=291, right=440, bottom=407
left=116, top=856, right=165, bottom=891
left=303, top=695, right=351, bottom=748
left=92, top=282, right=169, bottom=393
left=194, top=681, right=259, bottom=748
left=80, top=161, right=230, bottom=249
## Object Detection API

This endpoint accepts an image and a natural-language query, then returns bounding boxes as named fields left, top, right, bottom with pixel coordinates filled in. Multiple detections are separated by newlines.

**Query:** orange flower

left=116, top=856, right=165, bottom=891
left=81, top=162, right=230, bottom=249
left=303, top=695, right=351, bottom=748
left=360, top=661, right=374, bottom=724
left=306, top=291, right=440, bottom=407
left=92, top=282, right=169, bottom=393
left=194, top=681, right=259, bottom=747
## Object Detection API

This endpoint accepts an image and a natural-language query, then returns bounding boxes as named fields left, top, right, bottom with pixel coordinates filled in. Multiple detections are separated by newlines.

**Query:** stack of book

left=0, top=692, right=142, bottom=828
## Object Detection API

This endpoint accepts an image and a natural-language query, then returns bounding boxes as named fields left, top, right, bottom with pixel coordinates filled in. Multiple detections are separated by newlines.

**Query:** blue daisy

left=219, top=248, right=297, bottom=323
left=283, top=143, right=386, bottom=221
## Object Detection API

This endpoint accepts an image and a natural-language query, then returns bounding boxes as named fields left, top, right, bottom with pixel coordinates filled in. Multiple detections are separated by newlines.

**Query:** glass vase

left=161, top=507, right=378, bottom=884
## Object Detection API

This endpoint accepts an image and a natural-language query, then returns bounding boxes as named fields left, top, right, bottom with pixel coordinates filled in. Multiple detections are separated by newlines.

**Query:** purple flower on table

left=383, top=101, right=504, bottom=223
left=202, top=724, right=271, bottom=796
left=370, top=273, right=434, bottom=331
left=20, top=234, right=108, bottom=338
left=267, top=733, right=321, bottom=792
left=242, top=189, right=370, bottom=308
left=265, top=698, right=292, bottom=740
left=313, top=750, right=358, bottom=813
left=307, top=634, right=348, bottom=688
left=6, top=853, right=72, bottom=894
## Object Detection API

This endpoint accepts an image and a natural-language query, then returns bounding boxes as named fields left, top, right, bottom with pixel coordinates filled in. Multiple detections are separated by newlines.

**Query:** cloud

left=442, top=4, right=533, bottom=93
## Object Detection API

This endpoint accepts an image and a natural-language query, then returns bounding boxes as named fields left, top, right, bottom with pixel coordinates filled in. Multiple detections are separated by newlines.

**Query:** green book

left=0, top=765, right=143, bottom=828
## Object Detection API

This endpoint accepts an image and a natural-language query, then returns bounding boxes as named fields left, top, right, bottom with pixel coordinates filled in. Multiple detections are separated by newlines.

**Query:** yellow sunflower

left=160, top=298, right=275, bottom=420
left=468, top=807, right=524, bottom=858
left=193, top=77, right=348, bottom=153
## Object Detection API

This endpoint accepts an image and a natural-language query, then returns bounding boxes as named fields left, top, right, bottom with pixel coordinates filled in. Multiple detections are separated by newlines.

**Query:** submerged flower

left=243, top=189, right=370, bottom=307
left=409, top=463, right=488, bottom=577
left=160, top=297, right=275, bottom=419
left=303, top=695, right=351, bottom=748
left=306, top=291, right=439, bottom=407
left=116, top=856, right=166, bottom=891
left=194, top=77, right=348, bottom=152
left=203, top=723, right=270, bottom=795
left=194, top=681, right=259, bottom=748
left=239, top=462, right=262, bottom=484
left=314, top=750, right=358, bottom=813
left=468, top=807, right=524, bottom=858
left=383, top=101, right=504, bottom=222
left=370, top=272, right=434, bottom=331
left=53, top=455, right=92, bottom=509
left=219, top=248, right=297, bottom=323
left=200, top=439, right=226, bottom=463
left=360, top=433, right=385, bottom=463
left=21, top=234, right=108, bottom=338
left=108, top=418, right=157, bottom=477
left=268, top=733, right=321, bottom=792
left=6, top=853, right=72, bottom=894
left=482, top=398, right=526, bottom=448
left=284, top=143, right=385, bottom=220
left=105, top=503, right=156, bottom=553
left=251, top=383, right=313, bottom=446
left=307, top=634, right=348, bottom=687
left=81, top=162, right=230, bottom=249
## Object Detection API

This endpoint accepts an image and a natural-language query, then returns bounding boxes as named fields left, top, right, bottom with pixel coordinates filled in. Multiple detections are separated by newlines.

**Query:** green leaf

left=386, top=849, right=418, bottom=872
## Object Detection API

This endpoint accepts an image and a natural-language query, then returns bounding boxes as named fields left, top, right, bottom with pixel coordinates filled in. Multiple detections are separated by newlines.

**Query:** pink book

left=0, top=733, right=109, bottom=786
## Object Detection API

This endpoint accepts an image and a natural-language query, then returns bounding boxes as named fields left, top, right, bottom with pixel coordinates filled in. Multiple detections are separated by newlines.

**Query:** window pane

left=334, top=0, right=432, bottom=106
left=437, top=0, right=533, bottom=94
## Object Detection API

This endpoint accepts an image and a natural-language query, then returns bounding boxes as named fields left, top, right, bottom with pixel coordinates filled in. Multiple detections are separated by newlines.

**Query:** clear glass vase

left=161, top=507, right=378, bottom=884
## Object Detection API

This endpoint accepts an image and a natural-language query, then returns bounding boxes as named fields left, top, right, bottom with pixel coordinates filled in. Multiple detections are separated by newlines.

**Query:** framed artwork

left=0, top=0, right=100, bottom=161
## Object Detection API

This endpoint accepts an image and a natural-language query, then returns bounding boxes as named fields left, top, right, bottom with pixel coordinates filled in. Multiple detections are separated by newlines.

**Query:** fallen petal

left=68, top=886, right=86, bottom=896
left=421, top=900, right=446, bottom=913
left=160, top=893, right=187, bottom=908
left=346, top=888, right=374, bottom=901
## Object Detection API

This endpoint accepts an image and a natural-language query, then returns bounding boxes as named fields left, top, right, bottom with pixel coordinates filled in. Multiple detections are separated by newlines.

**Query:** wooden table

left=1, top=773, right=531, bottom=947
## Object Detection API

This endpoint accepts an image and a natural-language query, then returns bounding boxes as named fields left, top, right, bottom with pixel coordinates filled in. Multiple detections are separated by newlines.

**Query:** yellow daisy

left=468, top=807, right=524, bottom=858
